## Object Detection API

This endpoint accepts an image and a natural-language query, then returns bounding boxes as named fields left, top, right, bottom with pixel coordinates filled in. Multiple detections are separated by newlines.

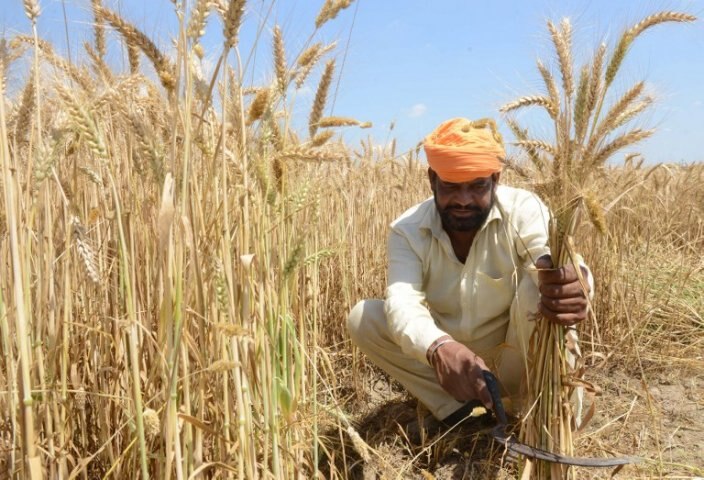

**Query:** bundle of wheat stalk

left=500, top=11, right=696, bottom=479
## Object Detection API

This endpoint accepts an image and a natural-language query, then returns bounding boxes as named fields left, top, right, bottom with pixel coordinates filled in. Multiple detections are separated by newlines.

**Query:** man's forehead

left=438, top=175, right=494, bottom=187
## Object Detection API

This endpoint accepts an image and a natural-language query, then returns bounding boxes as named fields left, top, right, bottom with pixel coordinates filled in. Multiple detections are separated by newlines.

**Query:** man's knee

left=346, top=300, right=366, bottom=344
left=346, top=299, right=385, bottom=347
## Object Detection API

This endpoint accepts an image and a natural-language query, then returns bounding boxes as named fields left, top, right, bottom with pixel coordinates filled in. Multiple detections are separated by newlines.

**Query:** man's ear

left=492, top=172, right=501, bottom=189
left=428, top=168, right=437, bottom=192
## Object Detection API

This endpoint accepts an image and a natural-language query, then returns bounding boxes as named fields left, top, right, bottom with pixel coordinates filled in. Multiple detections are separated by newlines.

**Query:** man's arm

left=384, top=230, right=448, bottom=365
left=513, top=193, right=593, bottom=324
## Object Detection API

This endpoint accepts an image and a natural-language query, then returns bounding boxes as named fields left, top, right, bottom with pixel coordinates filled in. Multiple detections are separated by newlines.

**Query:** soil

left=334, top=360, right=704, bottom=479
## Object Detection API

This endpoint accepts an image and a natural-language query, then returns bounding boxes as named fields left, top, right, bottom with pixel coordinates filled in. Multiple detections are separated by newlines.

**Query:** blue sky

left=2, top=0, right=703, bottom=163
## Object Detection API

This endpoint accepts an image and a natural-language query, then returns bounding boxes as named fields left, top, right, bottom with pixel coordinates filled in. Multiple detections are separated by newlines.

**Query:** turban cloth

left=423, top=117, right=505, bottom=183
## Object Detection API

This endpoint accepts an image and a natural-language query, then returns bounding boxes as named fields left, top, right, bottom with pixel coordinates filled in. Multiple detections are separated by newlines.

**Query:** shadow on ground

left=320, top=395, right=518, bottom=479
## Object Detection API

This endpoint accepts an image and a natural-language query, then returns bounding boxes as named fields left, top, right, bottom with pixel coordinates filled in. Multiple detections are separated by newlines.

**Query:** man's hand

left=431, top=339, right=493, bottom=409
left=536, top=255, right=590, bottom=326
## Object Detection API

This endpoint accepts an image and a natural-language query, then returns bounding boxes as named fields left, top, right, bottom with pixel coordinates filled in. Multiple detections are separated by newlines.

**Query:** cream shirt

left=384, top=185, right=552, bottom=365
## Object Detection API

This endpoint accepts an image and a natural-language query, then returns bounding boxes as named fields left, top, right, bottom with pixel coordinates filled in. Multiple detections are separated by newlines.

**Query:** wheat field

left=1, top=1, right=703, bottom=479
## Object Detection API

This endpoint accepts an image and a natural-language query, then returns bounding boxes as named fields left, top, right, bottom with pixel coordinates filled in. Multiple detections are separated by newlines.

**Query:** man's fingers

left=538, top=265, right=580, bottom=285
left=540, top=281, right=587, bottom=298
left=538, top=303, right=586, bottom=326
left=540, top=295, right=587, bottom=313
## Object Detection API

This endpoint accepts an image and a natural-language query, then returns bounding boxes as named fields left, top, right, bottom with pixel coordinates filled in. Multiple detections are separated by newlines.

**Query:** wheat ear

left=273, top=25, right=288, bottom=96
left=500, top=96, right=557, bottom=119
left=308, top=59, right=335, bottom=137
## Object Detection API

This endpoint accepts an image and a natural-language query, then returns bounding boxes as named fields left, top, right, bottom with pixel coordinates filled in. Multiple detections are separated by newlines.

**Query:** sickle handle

left=482, top=370, right=508, bottom=426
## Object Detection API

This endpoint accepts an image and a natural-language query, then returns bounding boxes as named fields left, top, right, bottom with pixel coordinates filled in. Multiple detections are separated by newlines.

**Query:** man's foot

left=404, top=400, right=485, bottom=444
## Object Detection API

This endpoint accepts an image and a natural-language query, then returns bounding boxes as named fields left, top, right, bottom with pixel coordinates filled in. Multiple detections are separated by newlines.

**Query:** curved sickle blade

left=491, top=426, right=641, bottom=467
left=481, top=371, right=641, bottom=467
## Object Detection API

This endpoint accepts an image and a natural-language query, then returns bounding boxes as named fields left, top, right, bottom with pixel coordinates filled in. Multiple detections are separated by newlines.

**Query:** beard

left=435, top=195, right=494, bottom=232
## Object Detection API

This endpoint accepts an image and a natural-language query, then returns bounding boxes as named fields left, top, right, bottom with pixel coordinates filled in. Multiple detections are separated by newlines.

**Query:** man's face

left=430, top=170, right=498, bottom=232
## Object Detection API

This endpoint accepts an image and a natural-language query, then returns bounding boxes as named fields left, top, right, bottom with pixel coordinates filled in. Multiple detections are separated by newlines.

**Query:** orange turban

left=423, top=117, right=505, bottom=183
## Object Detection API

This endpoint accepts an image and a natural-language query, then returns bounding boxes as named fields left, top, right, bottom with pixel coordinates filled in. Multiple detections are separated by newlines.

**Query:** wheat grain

left=311, top=130, right=335, bottom=147
left=585, top=81, right=645, bottom=157
left=187, top=0, right=211, bottom=41
left=272, top=25, right=288, bottom=96
left=537, top=60, right=560, bottom=114
left=515, top=140, right=556, bottom=156
left=317, top=116, right=360, bottom=128
left=13, top=76, right=35, bottom=146
left=55, top=83, right=108, bottom=159
left=295, top=42, right=336, bottom=88
left=23, top=0, right=41, bottom=23
left=279, top=145, right=340, bottom=163
left=606, top=12, right=696, bottom=89
left=315, top=0, right=354, bottom=29
left=583, top=191, right=606, bottom=234
left=500, top=96, right=557, bottom=119
left=548, top=19, right=573, bottom=99
left=223, top=0, right=246, bottom=49
left=589, top=128, right=654, bottom=168
left=71, top=216, right=100, bottom=285
left=142, top=409, right=161, bottom=441
left=96, top=6, right=175, bottom=91
left=14, top=36, right=95, bottom=92
left=572, top=65, right=590, bottom=142
left=247, top=87, right=270, bottom=125
left=308, top=59, right=335, bottom=137
left=91, top=0, right=106, bottom=59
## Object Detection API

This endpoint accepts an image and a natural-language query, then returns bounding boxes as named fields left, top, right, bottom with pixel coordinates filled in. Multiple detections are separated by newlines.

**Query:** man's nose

left=454, top=187, right=477, bottom=206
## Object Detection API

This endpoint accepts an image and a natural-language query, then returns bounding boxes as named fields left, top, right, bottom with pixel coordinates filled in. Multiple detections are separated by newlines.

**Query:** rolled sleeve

left=384, top=230, right=447, bottom=365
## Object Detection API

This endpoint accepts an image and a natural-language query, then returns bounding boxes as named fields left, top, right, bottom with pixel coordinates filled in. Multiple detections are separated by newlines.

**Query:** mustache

left=446, top=206, right=483, bottom=213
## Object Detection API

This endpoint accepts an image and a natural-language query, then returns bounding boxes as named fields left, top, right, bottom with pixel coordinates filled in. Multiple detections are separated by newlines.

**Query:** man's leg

left=346, top=299, right=465, bottom=420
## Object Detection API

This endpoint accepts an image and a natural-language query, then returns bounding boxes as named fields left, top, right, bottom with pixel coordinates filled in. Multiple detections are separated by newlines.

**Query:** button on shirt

left=384, top=185, right=552, bottom=365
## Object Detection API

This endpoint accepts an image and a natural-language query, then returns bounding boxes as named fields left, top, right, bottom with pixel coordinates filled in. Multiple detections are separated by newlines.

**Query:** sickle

left=481, top=371, right=641, bottom=467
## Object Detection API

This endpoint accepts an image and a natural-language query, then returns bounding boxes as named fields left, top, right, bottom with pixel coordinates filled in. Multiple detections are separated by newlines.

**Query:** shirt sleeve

left=384, top=229, right=448, bottom=365
left=512, top=193, right=552, bottom=279
left=512, top=193, right=595, bottom=295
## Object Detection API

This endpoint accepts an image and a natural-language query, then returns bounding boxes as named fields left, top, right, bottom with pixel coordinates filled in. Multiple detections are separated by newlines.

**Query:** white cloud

left=408, top=103, right=427, bottom=118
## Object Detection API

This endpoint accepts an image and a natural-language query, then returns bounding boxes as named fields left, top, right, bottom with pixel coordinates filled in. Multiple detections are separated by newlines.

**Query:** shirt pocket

left=471, top=270, right=516, bottom=323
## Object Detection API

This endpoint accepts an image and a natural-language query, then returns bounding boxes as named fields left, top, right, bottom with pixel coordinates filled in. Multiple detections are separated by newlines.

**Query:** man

left=347, top=117, right=590, bottom=435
